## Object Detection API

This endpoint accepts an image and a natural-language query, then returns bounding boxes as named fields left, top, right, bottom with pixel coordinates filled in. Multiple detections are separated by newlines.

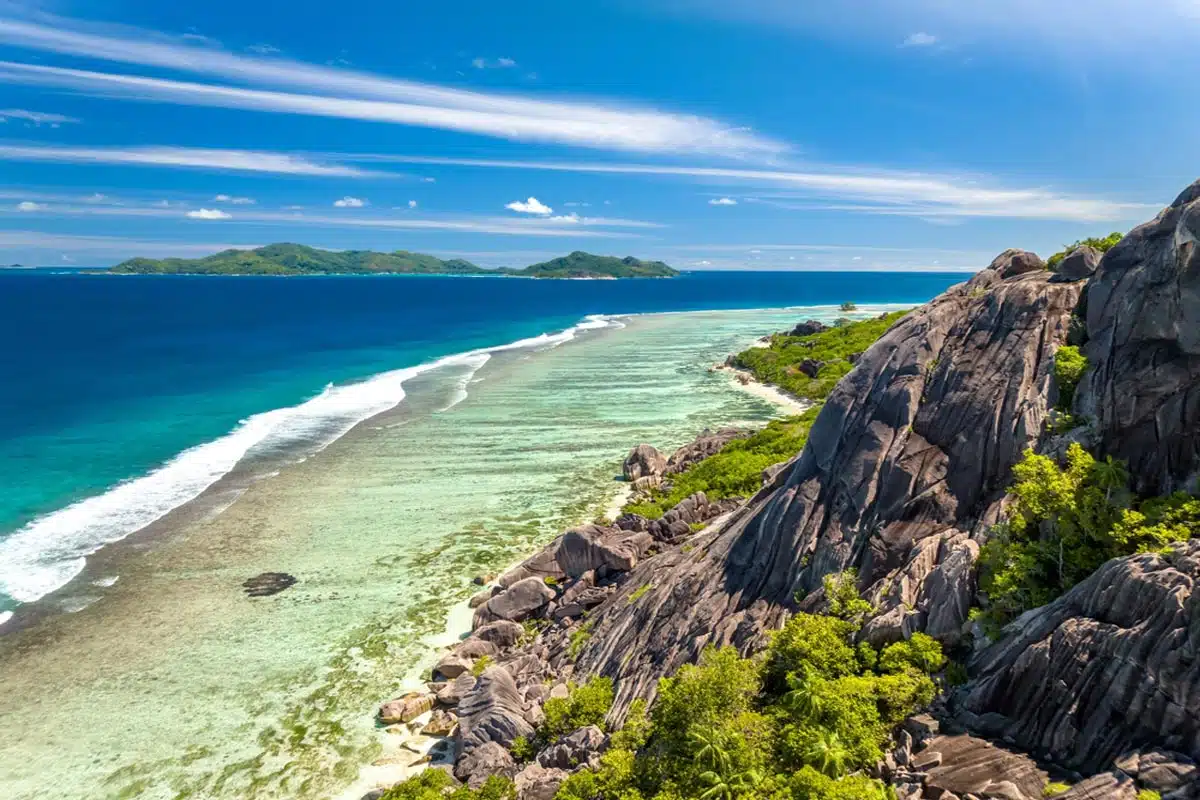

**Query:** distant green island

left=110, top=244, right=679, bottom=279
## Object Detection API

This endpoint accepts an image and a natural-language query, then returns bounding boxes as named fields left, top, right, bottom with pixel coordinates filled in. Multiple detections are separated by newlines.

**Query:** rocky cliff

left=569, top=252, right=1083, bottom=718
left=377, top=179, right=1200, bottom=800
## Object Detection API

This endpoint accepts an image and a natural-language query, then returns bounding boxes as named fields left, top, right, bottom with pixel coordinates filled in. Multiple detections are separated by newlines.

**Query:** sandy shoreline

left=714, top=364, right=812, bottom=415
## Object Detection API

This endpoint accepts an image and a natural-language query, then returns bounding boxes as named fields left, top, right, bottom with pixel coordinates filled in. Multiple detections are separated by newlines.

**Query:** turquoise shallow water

left=0, top=270, right=961, bottom=616
left=0, top=303, right=903, bottom=800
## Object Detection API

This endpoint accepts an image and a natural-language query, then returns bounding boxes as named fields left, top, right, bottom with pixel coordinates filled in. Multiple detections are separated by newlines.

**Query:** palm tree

left=689, top=728, right=730, bottom=774
left=782, top=664, right=824, bottom=722
left=804, top=729, right=851, bottom=778
left=1093, top=455, right=1129, bottom=504
left=698, top=767, right=762, bottom=800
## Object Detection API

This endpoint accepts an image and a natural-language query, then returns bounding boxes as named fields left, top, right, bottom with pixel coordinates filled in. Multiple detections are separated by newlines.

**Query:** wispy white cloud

left=0, top=14, right=783, bottom=158
left=246, top=43, right=280, bottom=55
left=472, top=56, right=517, bottom=69
left=900, top=32, right=937, bottom=47
left=505, top=196, right=553, bottom=215
left=0, top=143, right=371, bottom=176
left=213, top=193, right=255, bottom=204
left=407, top=200, right=418, bottom=209
left=0, top=107, right=79, bottom=125
left=333, top=195, right=367, bottom=207
left=708, top=197, right=738, bottom=206
left=16, top=200, right=46, bottom=211
left=0, top=200, right=651, bottom=237
left=351, top=154, right=1153, bottom=222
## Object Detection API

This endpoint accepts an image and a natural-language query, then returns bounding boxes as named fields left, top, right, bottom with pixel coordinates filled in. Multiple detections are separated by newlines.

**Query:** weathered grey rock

left=514, top=763, right=568, bottom=800
left=623, top=444, right=667, bottom=481
left=666, top=428, right=747, bottom=474
left=1050, top=772, right=1137, bottom=799
left=1118, top=750, right=1199, bottom=792
left=469, top=588, right=496, bottom=609
left=423, top=708, right=458, bottom=736
left=434, top=653, right=474, bottom=680
left=474, top=620, right=525, bottom=649
left=990, top=248, right=1047, bottom=279
left=455, top=637, right=499, bottom=660
left=1050, top=245, right=1102, bottom=283
left=537, top=726, right=607, bottom=770
left=454, top=741, right=517, bottom=788
left=790, top=319, right=828, bottom=337
left=437, top=673, right=477, bottom=706
left=555, top=525, right=639, bottom=577
left=378, top=693, right=435, bottom=725
left=1077, top=180, right=1200, bottom=494
left=957, top=541, right=1200, bottom=773
left=798, top=358, right=825, bottom=379
left=562, top=265, right=1080, bottom=719
left=456, top=666, right=534, bottom=755
left=918, top=734, right=1048, bottom=800
left=474, top=577, right=555, bottom=627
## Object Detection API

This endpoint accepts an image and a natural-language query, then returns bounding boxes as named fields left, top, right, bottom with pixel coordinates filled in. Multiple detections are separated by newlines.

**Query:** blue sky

left=0, top=0, right=1196, bottom=270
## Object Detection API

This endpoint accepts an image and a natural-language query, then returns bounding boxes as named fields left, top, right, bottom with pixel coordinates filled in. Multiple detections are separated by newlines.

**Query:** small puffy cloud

left=709, top=197, right=738, bottom=206
left=186, top=208, right=232, bottom=220
left=408, top=200, right=419, bottom=209
left=16, top=201, right=47, bottom=212
left=333, top=196, right=367, bottom=207
left=548, top=213, right=580, bottom=223
left=421, top=177, right=437, bottom=183
left=901, top=32, right=938, bottom=47
left=505, top=196, right=552, bottom=215
left=472, top=57, right=517, bottom=69
left=214, top=194, right=256, bottom=204
left=284, top=205, right=305, bottom=211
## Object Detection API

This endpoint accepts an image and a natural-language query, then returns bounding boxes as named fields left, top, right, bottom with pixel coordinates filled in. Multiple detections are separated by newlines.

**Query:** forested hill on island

left=109, top=244, right=679, bottom=279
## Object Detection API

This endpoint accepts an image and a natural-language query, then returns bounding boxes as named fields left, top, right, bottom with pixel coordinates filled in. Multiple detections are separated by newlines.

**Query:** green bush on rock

left=978, top=444, right=1200, bottom=631
left=1045, top=233, right=1122, bottom=271
left=543, top=677, right=615, bottom=740
left=379, top=769, right=515, bottom=800
left=1052, top=346, right=1088, bottom=410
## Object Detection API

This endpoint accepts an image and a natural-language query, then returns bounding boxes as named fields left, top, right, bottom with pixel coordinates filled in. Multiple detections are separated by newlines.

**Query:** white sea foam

left=91, top=576, right=120, bottom=588
left=0, top=315, right=623, bottom=606
left=0, top=610, right=12, bottom=627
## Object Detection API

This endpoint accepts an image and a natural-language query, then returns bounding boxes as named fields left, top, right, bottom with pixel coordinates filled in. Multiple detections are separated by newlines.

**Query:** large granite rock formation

left=569, top=261, right=1082, bottom=717
left=956, top=540, right=1200, bottom=774
left=1077, top=179, right=1200, bottom=495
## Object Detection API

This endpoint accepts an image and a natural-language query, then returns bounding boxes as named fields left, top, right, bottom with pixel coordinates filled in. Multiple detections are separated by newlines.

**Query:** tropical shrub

left=542, top=677, right=615, bottom=739
left=1046, top=232, right=1122, bottom=271
left=978, top=444, right=1200, bottom=630
left=1052, top=346, right=1088, bottom=410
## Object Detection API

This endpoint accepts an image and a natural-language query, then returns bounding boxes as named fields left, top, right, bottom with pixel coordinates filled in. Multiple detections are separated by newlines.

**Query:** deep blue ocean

left=0, top=269, right=963, bottom=613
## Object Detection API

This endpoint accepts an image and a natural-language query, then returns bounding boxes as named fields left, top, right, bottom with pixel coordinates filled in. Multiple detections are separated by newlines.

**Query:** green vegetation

left=1052, top=346, right=1088, bottom=410
left=624, top=313, right=908, bottom=522
left=733, top=312, right=907, bottom=403
left=1137, top=791, right=1162, bottom=800
left=1043, top=782, right=1072, bottom=797
left=510, top=735, right=536, bottom=763
left=839, top=302, right=857, bottom=312
left=111, top=243, right=485, bottom=276
left=379, top=768, right=514, bottom=800
left=624, top=411, right=820, bottom=520
left=628, top=584, right=653, bottom=604
left=977, top=444, right=1200, bottom=631
left=110, top=244, right=679, bottom=279
left=517, top=251, right=678, bottom=279
left=542, top=677, right=615, bottom=740
left=568, top=624, right=593, bottom=659
left=1045, top=232, right=1122, bottom=271
left=550, top=604, right=940, bottom=800
left=471, top=654, right=494, bottom=677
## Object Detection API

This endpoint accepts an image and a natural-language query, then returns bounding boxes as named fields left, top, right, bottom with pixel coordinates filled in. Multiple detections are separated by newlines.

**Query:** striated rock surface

left=474, top=577, right=555, bottom=627
left=665, top=428, right=748, bottom=474
left=1077, top=179, right=1200, bottom=494
left=456, top=666, right=534, bottom=756
left=568, top=264, right=1082, bottom=717
left=916, top=734, right=1048, bottom=800
left=956, top=541, right=1200, bottom=773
